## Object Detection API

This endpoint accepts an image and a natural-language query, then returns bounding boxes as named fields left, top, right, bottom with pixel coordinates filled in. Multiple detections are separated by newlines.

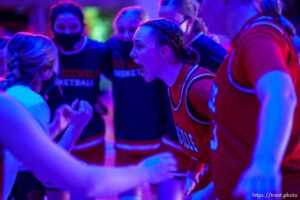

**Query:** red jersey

left=169, top=64, right=214, bottom=189
left=169, top=64, right=213, bottom=162
left=209, top=15, right=300, bottom=199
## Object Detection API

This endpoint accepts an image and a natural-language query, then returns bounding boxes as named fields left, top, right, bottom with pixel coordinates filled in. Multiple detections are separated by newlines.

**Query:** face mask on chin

left=54, top=32, right=82, bottom=51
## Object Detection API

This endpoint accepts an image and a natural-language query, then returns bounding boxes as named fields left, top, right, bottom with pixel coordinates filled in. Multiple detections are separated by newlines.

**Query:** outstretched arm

left=0, top=93, right=176, bottom=197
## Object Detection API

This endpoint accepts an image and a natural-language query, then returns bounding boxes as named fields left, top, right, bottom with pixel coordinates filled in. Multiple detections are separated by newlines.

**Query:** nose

left=63, top=28, right=73, bottom=34
left=130, top=48, right=135, bottom=58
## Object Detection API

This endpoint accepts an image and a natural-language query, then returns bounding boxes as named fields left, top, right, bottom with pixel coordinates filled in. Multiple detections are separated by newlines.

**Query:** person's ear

left=159, top=45, right=171, bottom=58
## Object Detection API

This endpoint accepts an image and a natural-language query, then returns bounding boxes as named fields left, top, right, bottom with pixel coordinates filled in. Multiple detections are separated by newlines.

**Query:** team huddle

left=0, top=0, right=300, bottom=200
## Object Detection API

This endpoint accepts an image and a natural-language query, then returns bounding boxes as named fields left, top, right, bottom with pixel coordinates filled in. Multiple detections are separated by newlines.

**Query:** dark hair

left=158, top=0, right=207, bottom=38
left=0, top=37, right=10, bottom=50
left=50, top=0, right=84, bottom=30
left=141, top=19, right=198, bottom=65
left=253, top=0, right=300, bottom=52
left=0, top=36, right=10, bottom=76
left=113, top=5, right=149, bottom=31
left=0, top=32, right=57, bottom=90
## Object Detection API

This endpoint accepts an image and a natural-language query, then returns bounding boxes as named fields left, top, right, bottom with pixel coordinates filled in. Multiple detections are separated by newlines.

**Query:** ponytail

left=260, top=0, right=300, bottom=52
left=181, top=48, right=199, bottom=66
left=0, top=68, right=20, bottom=90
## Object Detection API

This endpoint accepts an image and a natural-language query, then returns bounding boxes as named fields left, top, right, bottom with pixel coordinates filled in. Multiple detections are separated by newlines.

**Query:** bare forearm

left=49, top=121, right=61, bottom=139
left=253, top=94, right=296, bottom=168
left=84, top=165, right=148, bottom=197
left=58, top=124, right=84, bottom=151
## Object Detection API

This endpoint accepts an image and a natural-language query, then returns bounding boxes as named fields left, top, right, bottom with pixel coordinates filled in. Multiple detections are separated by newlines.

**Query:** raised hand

left=233, top=162, right=282, bottom=200
left=50, top=104, right=71, bottom=138
left=70, top=99, right=93, bottom=129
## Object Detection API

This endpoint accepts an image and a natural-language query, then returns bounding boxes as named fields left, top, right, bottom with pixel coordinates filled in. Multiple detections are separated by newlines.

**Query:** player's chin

left=142, top=71, right=153, bottom=83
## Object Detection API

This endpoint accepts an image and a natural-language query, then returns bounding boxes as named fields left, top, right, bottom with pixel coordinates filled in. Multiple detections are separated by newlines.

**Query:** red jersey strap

left=185, top=73, right=214, bottom=125
left=169, top=65, right=199, bottom=112
left=228, top=16, right=292, bottom=94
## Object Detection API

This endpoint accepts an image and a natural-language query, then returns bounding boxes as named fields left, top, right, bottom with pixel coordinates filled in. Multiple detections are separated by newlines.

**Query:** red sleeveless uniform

left=209, top=15, right=300, bottom=199
left=169, top=64, right=214, bottom=191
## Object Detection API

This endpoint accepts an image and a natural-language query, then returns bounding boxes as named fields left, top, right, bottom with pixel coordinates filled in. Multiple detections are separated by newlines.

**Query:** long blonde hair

left=1, top=32, right=58, bottom=90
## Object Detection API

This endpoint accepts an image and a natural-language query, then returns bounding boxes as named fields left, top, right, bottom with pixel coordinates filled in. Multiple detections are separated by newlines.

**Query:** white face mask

left=179, top=16, right=190, bottom=34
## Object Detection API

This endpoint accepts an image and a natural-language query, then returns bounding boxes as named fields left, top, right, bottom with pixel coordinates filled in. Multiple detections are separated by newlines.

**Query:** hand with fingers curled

left=233, top=162, right=282, bottom=200
left=50, top=104, right=71, bottom=138
left=138, top=152, right=177, bottom=184
left=69, top=99, right=93, bottom=129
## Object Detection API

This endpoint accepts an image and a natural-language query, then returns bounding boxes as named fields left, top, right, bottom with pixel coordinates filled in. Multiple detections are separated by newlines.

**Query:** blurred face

left=202, top=0, right=228, bottom=35
left=116, top=17, right=143, bottom=41
left=159, top=6, right=190, bottom=34
left=53, top=13, right=83, bottom=51
left=53, top=13, right=82, bottom=34
left=130, top=26, right=161, bottom=82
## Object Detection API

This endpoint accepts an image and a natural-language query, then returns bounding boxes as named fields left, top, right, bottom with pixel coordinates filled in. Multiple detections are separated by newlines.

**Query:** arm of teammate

left=0, top=93, right=177, bottom=197
left=234, top=71, right=296, bottom=199
left=49, top=104, right=71, bottom=139
left=57, top=99, right=93, bottom=151
left=3, top=150, right=21, bottom=199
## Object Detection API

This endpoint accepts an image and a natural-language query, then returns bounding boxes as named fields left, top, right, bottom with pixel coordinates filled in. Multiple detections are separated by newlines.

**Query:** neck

left=227, top=3, right=259, bottom=39
left=159, top=62, right=183, bottom=87
left=30, top=80, right=42, bottom=94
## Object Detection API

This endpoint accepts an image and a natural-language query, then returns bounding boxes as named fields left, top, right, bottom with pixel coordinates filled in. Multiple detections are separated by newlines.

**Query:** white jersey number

left=209, top=83, right=218, bottom=150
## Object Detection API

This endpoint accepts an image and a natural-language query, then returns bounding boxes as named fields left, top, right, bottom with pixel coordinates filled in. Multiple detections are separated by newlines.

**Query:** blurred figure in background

left=158, top=0, right=227, bottom=73
left=105, top=6, right=169, bottom=200
left=47, top=1, right=108, bottom=199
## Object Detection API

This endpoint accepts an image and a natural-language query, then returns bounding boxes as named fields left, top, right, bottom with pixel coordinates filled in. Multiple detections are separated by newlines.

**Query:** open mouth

left=133, top=59, right=140, bottom=65
left=137, top=64, right=144, bottom=75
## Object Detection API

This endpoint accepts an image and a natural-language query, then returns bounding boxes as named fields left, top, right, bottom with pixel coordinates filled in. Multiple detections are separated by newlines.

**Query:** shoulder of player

left=239, top=22, right=288, bottom=49
left=85, top=38, right=106, bottom=51
left=187, top=68, right=214, bottom=99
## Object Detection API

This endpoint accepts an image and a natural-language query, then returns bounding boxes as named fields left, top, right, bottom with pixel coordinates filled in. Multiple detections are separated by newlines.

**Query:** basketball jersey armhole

left=169, top=65, right=199, bottom=112
left=228, top=17, right=291, bottom=95
left=185, top=74, right=213, bottom=125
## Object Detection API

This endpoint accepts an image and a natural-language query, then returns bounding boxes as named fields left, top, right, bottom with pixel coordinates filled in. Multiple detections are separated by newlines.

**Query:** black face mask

left=54, top=33, right=82, bottom=51
left=40, top=73, right=57, bottom=96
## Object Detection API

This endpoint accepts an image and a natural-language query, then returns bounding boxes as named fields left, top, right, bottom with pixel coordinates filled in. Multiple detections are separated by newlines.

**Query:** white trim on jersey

left=227, top=17, right=289, bottom=94
left=185, top=74, right=214, bottom=125
left=185, top=32, right=205, bottom=48
left=115, top=142, right=161, bottom=151
left=168, top=65, right=199, bottom=112
left=72, top=136, right=104, bottom=150
left=227, top=49, right=256, bottom=94
left=162, top=136, right=184, bottom=152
